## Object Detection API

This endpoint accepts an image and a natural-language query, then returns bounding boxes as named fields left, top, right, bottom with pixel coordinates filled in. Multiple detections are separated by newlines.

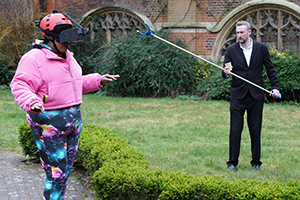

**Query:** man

left=222, top=21, right=280, bottom=172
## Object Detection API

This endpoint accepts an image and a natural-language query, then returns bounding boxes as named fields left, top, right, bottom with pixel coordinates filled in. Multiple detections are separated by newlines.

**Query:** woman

left=10, top=11, right=119, bottom=200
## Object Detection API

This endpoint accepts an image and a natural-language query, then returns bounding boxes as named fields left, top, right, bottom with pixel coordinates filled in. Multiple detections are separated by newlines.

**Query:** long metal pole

left=147, top=32, right=273, bottom=95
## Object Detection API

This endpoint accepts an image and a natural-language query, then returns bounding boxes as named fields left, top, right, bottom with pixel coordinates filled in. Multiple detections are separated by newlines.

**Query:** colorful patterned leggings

left=27, top=105, right=83, bottom=200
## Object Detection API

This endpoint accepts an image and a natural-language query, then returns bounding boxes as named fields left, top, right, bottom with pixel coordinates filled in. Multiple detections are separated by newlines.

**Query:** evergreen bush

left=195, top=66, right=231, bottom=101
left=0, top=53, right=13, bottom=85
left=19, top=123, right=300, bottom=199
left=266, top=48, right=300, bottom=102
left=75, top=124, right=148, bottom=175
left=0, top=1, right=37, bottom=75
left=18, top=121, right=39, bottom=159
left=91, top=160, right=300, bottom=199
left=94, top=32, right=198, bottom=97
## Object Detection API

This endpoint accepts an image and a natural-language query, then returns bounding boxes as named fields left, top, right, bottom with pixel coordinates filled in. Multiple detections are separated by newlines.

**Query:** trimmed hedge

left=18, top=121, right=39, bottom=159
left=90, top=164, right=300, bottom=200
left=75, top=125, right=148, bottom=175
left=19, top=123, right=300, bottom=199
left=79, top=125, right=300, bottom=200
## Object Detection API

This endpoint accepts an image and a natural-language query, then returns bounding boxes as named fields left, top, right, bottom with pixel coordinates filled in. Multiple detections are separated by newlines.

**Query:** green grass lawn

left=1, top=90, right=299, bottom=183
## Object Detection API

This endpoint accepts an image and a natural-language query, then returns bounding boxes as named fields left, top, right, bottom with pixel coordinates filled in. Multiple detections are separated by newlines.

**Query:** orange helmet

left=36, top=11, right=89, bottom=44
left=39, top=13, right=73, bottom=37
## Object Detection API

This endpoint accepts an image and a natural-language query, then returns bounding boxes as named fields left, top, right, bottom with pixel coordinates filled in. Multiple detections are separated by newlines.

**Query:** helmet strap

left=45, top=35, right=66, bottom=59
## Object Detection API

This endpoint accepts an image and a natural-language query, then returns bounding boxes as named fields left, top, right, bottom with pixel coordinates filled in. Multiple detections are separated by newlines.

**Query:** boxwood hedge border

left=19, top=123, right=300, bottom=199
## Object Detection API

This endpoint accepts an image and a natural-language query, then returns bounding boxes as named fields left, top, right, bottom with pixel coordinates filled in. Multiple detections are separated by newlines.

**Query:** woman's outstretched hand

left=100, top=74, right=120, bottom=83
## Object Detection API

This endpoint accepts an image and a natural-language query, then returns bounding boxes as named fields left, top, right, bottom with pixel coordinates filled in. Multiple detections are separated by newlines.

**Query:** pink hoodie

left=10, top=48, right=102, bottom=113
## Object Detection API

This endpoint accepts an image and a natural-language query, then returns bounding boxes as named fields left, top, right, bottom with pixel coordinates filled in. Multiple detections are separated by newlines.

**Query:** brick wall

left=38, top=0, right=167, bottom=21
left=35, top=0, right=300, bottom=57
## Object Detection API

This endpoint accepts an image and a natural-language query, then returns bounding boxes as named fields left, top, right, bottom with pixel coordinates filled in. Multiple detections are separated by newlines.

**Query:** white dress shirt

left=239, top=39, right=253, bottom=67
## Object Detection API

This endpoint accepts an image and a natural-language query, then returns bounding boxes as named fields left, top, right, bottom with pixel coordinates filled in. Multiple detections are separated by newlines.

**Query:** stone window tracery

left=84, top=10, right=147, bottom=44
left=220, top=8, right=300, bottom=59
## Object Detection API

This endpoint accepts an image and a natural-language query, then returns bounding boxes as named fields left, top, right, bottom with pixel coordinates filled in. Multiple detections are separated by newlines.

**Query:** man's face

left=236, top=25, right=251, bottom=44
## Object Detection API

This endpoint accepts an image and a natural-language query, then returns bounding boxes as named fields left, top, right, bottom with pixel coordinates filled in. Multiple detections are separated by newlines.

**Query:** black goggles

left=56, top=27, right=90, bottom=43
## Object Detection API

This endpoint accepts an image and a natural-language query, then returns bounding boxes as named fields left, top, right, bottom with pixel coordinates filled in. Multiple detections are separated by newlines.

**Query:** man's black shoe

left=252, top=165, right=261, bottom=171
left=228, top=165, right=237, bottom=172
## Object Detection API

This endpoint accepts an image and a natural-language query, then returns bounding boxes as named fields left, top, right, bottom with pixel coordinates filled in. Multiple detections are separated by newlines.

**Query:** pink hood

left=10, top=48, right=102, bottom=113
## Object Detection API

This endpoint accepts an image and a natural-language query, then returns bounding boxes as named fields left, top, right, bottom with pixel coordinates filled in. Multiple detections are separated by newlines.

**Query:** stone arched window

left=81, top=4, right=152, bottom=44
left=213, top=1, right=300, bottom=61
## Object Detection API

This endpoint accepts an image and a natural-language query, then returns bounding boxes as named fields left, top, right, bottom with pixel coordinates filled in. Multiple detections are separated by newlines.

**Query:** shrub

left=19, top=123, right=300, bottom=199
left=77, top=125, right=300, bottom=200
left=266, top=48, right=300, bottom=102
left=94, top=32, right=198, bottom=97
left=90, top=161, right=300, bottom=200
left=76, top=124, right=148, bottom=175
left=195, top=66, right=231, bottom=101
left=0, top=1, right=37, bottom=71
left=18, top=121, right=39, bottom=159
left=0, top=52, right=13, bottom=85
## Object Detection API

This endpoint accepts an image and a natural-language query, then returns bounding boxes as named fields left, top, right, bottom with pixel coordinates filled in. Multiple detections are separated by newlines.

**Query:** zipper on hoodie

left=68, top=62, right=78, bottom=103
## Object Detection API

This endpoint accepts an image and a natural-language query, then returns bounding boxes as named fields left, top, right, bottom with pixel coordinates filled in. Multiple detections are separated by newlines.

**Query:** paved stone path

left=0, top=150, right=96, bottom=200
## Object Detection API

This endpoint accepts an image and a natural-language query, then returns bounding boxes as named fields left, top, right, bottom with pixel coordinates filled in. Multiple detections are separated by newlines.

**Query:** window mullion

left=257, top=10, right=261, bottom=42
left=278, top=10, right=283, bottom=51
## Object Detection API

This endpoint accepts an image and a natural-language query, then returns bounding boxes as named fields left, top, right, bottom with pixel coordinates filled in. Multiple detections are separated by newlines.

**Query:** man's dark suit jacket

left=222, top=40, right=280, bottom=100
